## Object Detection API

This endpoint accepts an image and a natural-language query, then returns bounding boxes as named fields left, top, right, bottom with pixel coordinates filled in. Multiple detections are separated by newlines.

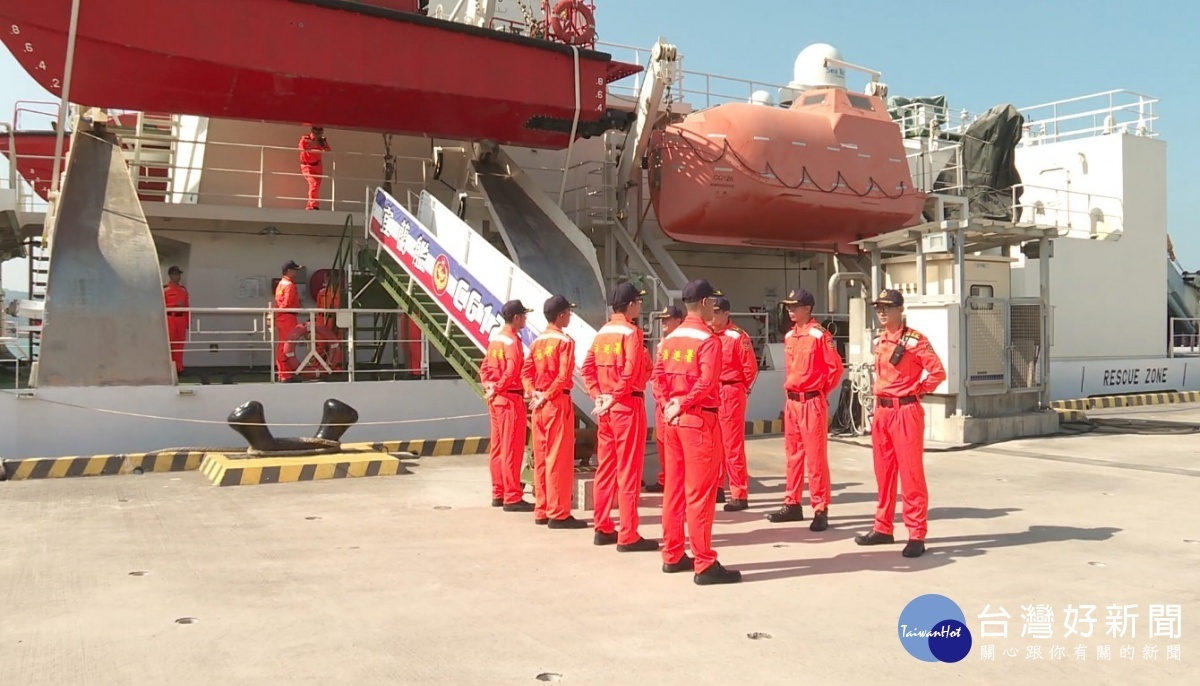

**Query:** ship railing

left=1009, top=183, right=1125, bottom=240
left=888, top=102, right=976, bottom=138
left=1169, top=318, right=1200, bottom=358
left=167, top=306, right=432, bottom=383
left=1018, top=90, right=1158, bottom=145
left=598, top=40, right=786, bottom=111
left=6, top=136, right=422, bottom=215
left=906, top=143, right=966, bottom=195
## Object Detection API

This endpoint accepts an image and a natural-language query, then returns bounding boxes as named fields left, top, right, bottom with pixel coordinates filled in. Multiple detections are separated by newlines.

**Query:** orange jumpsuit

left=714, top=323, right=759, bottom=501
left=782, top=318, right=844, bottom=511
left=299, top=133, right=331, bottom=210
left=163, top=282, right=190, bottom=374
left=273, top=276, right=300, bottom=381
left=315, top=284, right=342, bottom=370
left=480, top=325, right=528, bottom=505
left=581, top=314, right=647, bottom=545
left=521, top=326, right=576, bottom=521
left=652, top=315, right=723, bottom=573
left=871, top=326, right=946, bottom=541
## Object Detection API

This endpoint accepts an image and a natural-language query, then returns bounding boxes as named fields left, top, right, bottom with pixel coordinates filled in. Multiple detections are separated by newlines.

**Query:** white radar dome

left=790, top=43, right=847, bottom=91
left=748, top=90, right=775, bottom=107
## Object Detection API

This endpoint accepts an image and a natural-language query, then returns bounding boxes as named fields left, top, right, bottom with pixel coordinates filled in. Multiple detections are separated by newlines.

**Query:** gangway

left=358, top=187, right=604, bottom=430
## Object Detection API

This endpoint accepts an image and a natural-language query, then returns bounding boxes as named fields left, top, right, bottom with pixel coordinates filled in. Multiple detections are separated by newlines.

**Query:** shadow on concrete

left=735, top=525, right=1121, bottom=583
left=711, top=507, right=1022, bottom=547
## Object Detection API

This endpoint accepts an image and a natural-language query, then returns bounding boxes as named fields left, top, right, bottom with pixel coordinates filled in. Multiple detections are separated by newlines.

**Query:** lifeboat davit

left=648, top=87, right=927, bottom=253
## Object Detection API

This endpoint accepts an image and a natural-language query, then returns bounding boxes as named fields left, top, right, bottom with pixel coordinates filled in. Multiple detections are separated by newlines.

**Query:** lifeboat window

left=802, top=94, right=827, bottom=106
left=847, top=94, right=875, bottom=111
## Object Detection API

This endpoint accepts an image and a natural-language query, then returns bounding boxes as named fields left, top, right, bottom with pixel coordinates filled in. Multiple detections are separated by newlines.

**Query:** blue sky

left=2, top=0, right=1197, bottom=292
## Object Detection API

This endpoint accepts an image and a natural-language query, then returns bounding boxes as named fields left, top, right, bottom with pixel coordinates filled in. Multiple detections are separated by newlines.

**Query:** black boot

left=902, top=540, right=926, bottom=558
left=644, top=482, right=665, bottom=494
left=854, top=530, right=896, bottom=546
left=617, top=537, right=660, bottom=553
left=594, top=531, right=618, bottom=546
left=662, top=555, right=694, bottom=573
left=715, top=489, right=726, bottom=504
left=723, top=498, right=749, bottom=512
left=809, top=510, right=829, bottom=532
left=767, top=503, right=805, bottom=523
left=548, top=516, right=589, bottom=530
left=694, top=562, right=742, bottom=586
left=313, top=398, right=359, bottom=442
left=502, top=500, right=535, bottom=512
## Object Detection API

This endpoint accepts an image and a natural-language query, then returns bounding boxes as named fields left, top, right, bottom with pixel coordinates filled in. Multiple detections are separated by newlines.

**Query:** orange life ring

left=550, top=0, right=596, bottom=46
left=282, top=322, right=344, bottom=379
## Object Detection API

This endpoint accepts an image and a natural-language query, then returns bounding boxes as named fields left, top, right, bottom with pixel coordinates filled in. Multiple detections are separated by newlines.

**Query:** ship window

left=847, top=94, right=875, bottom=111
left=802, top=94, right=826, bottom=106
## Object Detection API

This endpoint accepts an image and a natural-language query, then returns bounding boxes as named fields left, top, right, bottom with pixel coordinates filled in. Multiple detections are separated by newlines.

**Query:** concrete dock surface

left=1, top=404, right=1197, bottom=685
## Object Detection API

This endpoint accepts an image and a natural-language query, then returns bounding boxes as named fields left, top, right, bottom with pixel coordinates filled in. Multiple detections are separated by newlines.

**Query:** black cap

left=282, top=260, right=303, bottom=274
left=681, top=279, right=722, bottom=303
left=609, top=282, right=646, bottom=308
left=652, top=305, right=684, bottom=320
left=872, top=289, right=905, bottom=307
left=168, top=265, right=183, bottom=275
left=501, top=299, right=534, bottom=319
left=713, top=296, right=731, bottom=311
left=543, top=294, right=576, bottom=320
left=781, top=288, right=815, bottom=307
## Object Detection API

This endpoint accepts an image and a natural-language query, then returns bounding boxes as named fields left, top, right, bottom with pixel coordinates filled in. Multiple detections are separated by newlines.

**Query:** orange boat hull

left=648, top=88, right=926, bottom=253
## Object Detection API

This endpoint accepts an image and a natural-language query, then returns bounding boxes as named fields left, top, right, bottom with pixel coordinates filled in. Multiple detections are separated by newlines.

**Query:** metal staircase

left=23, top=236, right=48, bottom=359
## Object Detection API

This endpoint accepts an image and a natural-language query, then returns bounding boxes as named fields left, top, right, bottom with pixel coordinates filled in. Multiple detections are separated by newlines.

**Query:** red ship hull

left=0, top=0, right=641, bottom=150
left=648, top=89, right=926, bottom=253
left=0, top=115, right=168, bottom=202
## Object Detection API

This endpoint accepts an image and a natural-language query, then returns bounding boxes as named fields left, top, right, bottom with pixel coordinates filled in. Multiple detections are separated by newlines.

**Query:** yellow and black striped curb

left=745, top=418, right=784, bottom=436
left=1, top=454, right=127, bottom=480
left=200, top=452, right=402, bottom=487
left=342, top=436, right=489, bottom=457
left=1, top=450, right=209, bottom=481
left=1051, top=390, right=1200, bottom=412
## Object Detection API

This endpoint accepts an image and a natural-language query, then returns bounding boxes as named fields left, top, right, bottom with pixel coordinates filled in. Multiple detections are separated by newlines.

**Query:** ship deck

left=0, top=404, right=1196, bottom=684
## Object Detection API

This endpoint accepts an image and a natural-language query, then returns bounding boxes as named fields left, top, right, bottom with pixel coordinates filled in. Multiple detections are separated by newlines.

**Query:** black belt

left=876, top=396, right=918, bottom=407
left=787, top=390, right=821, bottom=401
left=631, top=392, right=644, bottom=398
left=700, top=407, right=718, bottom=414
left=167, top=312, right=187, bottom=317
left=502, top=389, right=523, bottom=395
left=536, top=390, right=571, bottom=396
left=721, top=380, right=743, bottom=386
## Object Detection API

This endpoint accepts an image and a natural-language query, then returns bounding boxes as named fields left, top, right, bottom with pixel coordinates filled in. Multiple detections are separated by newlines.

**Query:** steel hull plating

left=648, top=90, right=926, bottom=252
left=0, top=0, right=641, bottom=150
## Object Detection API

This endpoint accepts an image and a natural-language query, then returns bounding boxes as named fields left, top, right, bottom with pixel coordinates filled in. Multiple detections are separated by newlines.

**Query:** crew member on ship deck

left=163, top=266, right=190, bottom=376
left=274, top=261, right=303, bottom=383
left=710, top=295, right=759, bottom=512
left=299, top=125, right=331, bottom=211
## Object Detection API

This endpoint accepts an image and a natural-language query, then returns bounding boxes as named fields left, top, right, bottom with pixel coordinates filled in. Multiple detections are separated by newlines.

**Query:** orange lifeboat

left=648, top=87, right=926, bottom=253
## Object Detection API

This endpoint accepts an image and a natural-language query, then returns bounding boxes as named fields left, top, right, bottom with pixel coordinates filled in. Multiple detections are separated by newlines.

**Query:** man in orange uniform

left=709, top=295, right=759, bottom=512
left=653, top=279, right=741, bottom=585
left=481, top=300, right=535, bottom=511
left=163, top=265, right=190, bottom=376
left=645, top=305, right=684, bottom=494
left=315, top=271, right=342, bottom=370
left=856, top=289, right=946, bottom=558
left=521, top=295, right=588, bottom=529
left=274, top=260, right=303, bottom=383
left=769, top=289, right=844, bottom=531
left=581, top=282, right=657, bottom=552
left=299, top=125, right=331, bottom=210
